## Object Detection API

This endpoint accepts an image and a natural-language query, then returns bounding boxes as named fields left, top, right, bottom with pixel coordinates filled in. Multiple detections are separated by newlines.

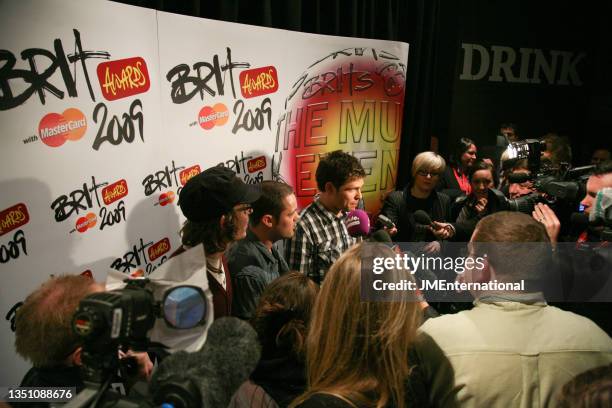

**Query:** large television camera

left=67, top=277, right=212, bottom=408
left=73, top=278, right=209, bottom=384
left=502, top=139, right=593, bottom=214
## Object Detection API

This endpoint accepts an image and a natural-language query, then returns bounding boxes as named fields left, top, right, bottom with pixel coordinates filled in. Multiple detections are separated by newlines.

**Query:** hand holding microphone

left=377, top=214, right=398, bottom=236
left=413, top=210, right=455, bottom=240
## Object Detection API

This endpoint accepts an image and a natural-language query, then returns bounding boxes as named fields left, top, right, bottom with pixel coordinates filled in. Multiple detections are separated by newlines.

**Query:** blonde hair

left=411, top=151, right=446, bottom=178
left=292, top=243, right=421, bottom=408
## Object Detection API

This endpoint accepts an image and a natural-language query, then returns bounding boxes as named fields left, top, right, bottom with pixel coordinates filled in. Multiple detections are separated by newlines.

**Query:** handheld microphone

left=368, top=229, right=393, bottom=243
left=150, top=317, right=261, bottom=408
left=589, top=187, right=612, bottom=226
left=345, top=209, right=370, bottom=237
left=413, top=210, right=434, bottom=227
left=376, top=214, right=396, bottom=229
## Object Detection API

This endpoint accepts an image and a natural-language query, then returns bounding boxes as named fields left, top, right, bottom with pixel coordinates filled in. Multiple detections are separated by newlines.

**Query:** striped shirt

left=285, top=199, right=356, bottom=283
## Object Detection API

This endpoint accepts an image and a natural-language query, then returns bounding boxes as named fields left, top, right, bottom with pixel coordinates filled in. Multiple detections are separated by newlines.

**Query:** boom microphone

left=150, top=317, right=261, bottom=408
left=345, top=209, right=371, bottom=237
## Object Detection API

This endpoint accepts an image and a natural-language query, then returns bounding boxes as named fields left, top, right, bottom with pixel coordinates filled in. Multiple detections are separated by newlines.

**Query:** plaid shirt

left=285, top=199, right=356, bottom=283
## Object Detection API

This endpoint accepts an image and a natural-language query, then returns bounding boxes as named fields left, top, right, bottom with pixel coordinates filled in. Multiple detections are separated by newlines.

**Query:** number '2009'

left=232, top=97, right=271, bottom=134
left=92, top=99, right=144, bottom=150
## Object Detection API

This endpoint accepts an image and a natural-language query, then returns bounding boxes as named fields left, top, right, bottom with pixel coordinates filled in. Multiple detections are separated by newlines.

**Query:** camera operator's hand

left=119, top=350, right=153, bottom=381
left=532, top=203, right=561, bottom=244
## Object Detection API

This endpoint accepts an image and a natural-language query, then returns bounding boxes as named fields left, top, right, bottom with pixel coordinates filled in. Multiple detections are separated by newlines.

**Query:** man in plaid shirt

left=285, top=150, right=365, bottom=283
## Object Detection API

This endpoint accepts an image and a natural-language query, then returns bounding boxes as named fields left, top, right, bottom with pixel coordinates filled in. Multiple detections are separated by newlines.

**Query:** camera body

left=72, top=279, right=209, bottom=384
left=504, top=139, right=592, bottom=215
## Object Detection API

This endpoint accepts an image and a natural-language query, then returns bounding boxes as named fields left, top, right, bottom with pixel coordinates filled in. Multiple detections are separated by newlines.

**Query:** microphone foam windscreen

left=151, top=317, right=261, bottom=408
left=197, top=317, right=261, bottom=408
left=345, top=209, right=370, bottom=236
left=590, top=187, right=612, bottom=225
left=413, top=210, right=433, bottom=226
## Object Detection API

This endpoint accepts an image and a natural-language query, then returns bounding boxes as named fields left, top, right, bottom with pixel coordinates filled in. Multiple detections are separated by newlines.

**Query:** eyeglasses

left=234, top=204, right=253, bottom=214
left=416, top=170, right=440, bottom=178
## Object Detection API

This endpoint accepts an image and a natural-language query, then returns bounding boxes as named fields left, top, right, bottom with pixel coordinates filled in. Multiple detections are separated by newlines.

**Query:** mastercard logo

left=159, top=191, right=176, bottom=206
left=75, top=212, right=97, bottom=233
left=198, top=103, right=229, bottom=130
left=38, top=108, right=87, bottom=147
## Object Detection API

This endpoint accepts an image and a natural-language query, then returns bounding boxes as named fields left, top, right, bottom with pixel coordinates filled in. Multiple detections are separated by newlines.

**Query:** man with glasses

left=177, top=166, right=261, bottom=319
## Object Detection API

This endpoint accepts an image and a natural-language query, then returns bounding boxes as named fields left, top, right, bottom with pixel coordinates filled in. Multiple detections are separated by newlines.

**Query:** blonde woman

left=379, top=151, right=452, bottom=244
left=291, top=243, right=428, bottom=408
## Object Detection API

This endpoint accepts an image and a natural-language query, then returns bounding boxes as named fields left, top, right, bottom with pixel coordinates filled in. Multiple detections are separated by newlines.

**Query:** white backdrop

left=0, top=0, right=408, bottom=385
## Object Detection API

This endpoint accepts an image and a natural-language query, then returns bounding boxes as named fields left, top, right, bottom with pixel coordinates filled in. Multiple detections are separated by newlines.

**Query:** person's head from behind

left=451, top=137, right=477, bottom=170
left=253, top=272, right=319, bottom=361
left=557, top=363, right=612, bottom=408
left=298, top=243, right=421, bottom=408
left=179, top=166, right=261, bottom=253
left=316, top=150, right=366, bottom=213
left=250, top=181, right=299, bottom=241
left=411, top=151, right=446, bottom=195
left=591, top=148, right=611, bottom=166
left=15, top=275, right=104, bottom=368
left=581, top=160, right=612, bottom=215
left=541, top=133, right=572, bottom=166
left=467, top=212, right=550, bottom=294
left=468, top=159, right=495, bottom=201
left=508, top=159, right=536, bottom=199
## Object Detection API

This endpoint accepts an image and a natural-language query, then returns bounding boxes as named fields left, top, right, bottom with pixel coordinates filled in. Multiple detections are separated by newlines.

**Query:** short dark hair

left=500, top=123, right=518, bottom=134
left=315, top=150, right=365, bottom=191
left=15, top=275, right=98, bottom=367
left=468, top=159, right=494, bottom=180
left=472, top=212, right=551, bottom=281
left=542, top=133, right=572, bottom=165
left=450, top=137, right=476, bottom=167
left=251, top=181, right=294, bottom=226
left=593, top=160, right=612, bottom=176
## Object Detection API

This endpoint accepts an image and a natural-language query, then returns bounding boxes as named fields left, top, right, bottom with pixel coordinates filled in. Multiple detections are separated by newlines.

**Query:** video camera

left=68, top=278, right=210, bottom=407
left=502, top=139, right=593, bottom=214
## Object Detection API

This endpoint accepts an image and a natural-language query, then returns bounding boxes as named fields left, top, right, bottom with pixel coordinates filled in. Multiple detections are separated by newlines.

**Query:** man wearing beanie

left=175, top=165, right=261, bottom=319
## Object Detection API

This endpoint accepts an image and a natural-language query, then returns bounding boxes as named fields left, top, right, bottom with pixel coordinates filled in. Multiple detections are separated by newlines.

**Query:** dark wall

left=433, top=1, right=612, bottom=165
left=117, top=0, right=612, bottom=167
